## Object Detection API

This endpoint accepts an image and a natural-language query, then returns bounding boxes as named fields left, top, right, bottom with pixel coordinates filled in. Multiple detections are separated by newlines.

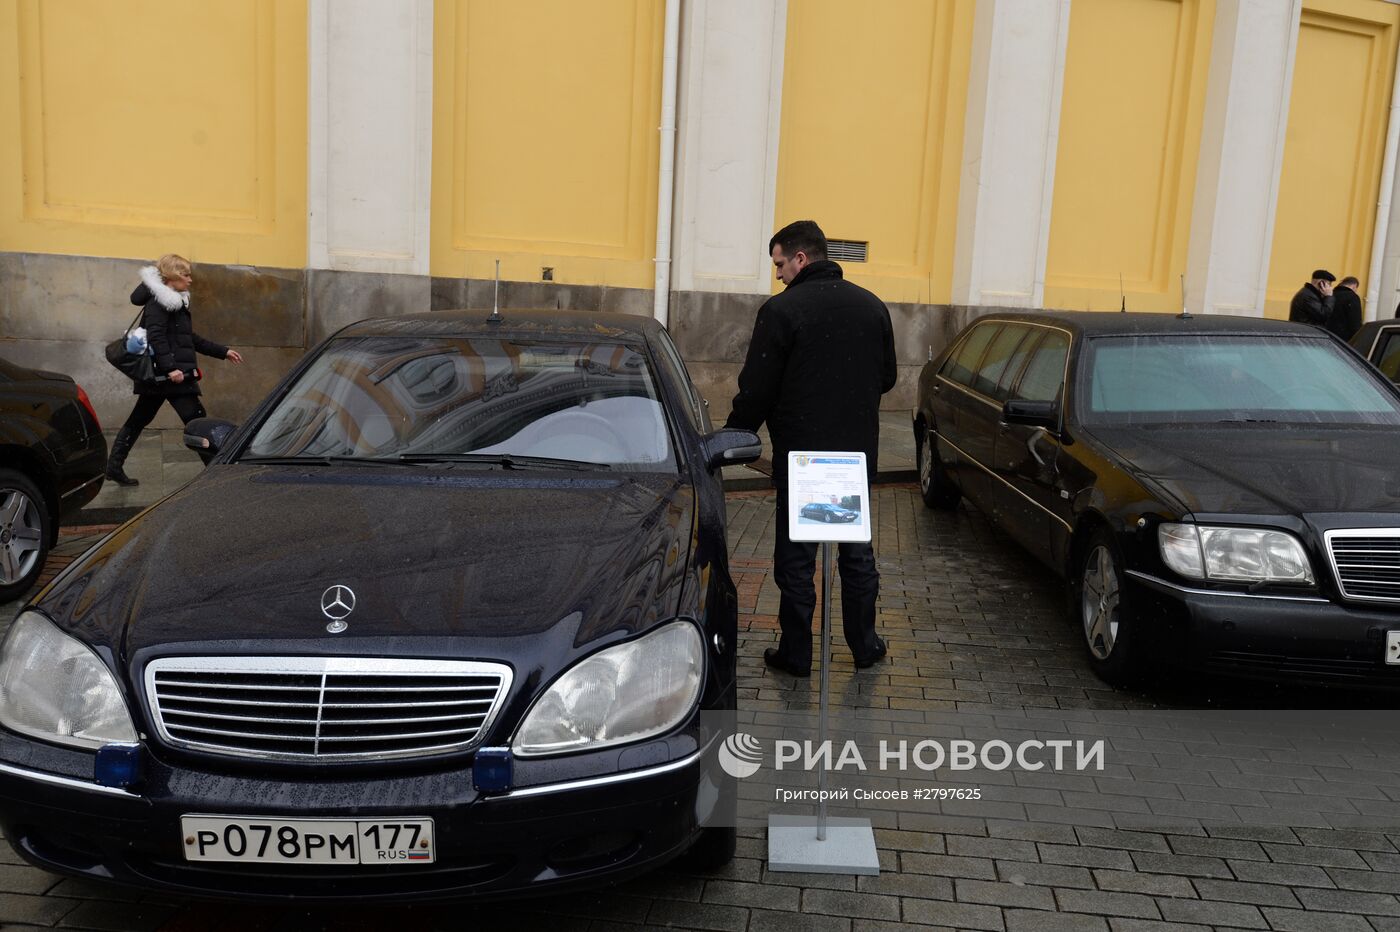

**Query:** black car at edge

left=913, top=311, right=1400, bottom=687
left=0, top=354, right=105, bottom=602
left=0, top=310, right=761, bottom=901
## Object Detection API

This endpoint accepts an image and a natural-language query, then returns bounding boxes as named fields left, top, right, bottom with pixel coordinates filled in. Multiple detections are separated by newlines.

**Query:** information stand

left=767, top=452, right=880, bottom=876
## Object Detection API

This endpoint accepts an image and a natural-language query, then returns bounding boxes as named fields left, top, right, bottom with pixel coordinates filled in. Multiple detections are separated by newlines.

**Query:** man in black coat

left=725, top=220, right=897, bottom=676
left=1328, top=276, right=1363, bottom=342
left=1288, top=269, right=1335, bottom=327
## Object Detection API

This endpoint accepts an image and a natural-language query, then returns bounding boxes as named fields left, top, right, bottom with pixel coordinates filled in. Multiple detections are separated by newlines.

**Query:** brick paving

left=3, top=485, right=1400, bottom=928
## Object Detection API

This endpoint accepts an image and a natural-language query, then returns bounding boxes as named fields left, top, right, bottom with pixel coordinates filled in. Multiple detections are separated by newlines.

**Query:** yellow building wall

left=431, top=0, right=663, bottom=288
left=0, top=0, right=307, bottom=268
left=1265, top=0, right=1400, bottom=318
left=774, top=0, right=974, bottom=304
left=1044, top=0, right=1215, bottom=313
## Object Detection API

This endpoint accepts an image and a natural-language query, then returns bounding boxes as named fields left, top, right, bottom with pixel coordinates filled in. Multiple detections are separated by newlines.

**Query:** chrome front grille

left=1326, top=529, right=1400, bottom=604
left=145, top=657, right=512, bottom=762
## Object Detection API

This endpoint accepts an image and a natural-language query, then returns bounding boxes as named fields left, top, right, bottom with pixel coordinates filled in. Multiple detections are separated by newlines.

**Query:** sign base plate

left=767, top=813, right=879, bottom=875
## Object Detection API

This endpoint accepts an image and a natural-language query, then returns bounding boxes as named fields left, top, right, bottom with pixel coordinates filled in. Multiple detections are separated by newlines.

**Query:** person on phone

left=104, top=255, right=243, bottom=486
left=1288, top=269, right=1335, bottom=328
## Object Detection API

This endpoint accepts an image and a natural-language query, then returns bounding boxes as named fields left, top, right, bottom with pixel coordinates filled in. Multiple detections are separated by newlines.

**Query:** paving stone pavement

left=3, top=485, right=1399, bottom=929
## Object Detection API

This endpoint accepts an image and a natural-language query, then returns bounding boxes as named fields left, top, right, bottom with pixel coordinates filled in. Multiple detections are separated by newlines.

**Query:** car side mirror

left=1001, top=399, right=1059, bottom=431
left=701, top=428, right=763, bottom=471
left=184, top=417, right=238, bottom=456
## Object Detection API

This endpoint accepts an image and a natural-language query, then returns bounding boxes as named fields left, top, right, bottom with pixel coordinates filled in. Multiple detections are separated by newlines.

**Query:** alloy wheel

left=1081, top=544, right=1120, bottom=660
left=0, top=489, right=43, bottom=586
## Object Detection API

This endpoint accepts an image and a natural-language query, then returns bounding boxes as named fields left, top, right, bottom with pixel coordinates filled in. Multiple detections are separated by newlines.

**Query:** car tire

left=1073, top=527, right=1144, bottom=688
left=917, top=426, right=960, bottom=510
left=678, top=825, right=736, bottom=871
left=0, top=469, right=51, bottom=605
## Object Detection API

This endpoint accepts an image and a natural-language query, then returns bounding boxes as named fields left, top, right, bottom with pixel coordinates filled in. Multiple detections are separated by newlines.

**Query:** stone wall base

left=1, top=252, right=1010, bottom=431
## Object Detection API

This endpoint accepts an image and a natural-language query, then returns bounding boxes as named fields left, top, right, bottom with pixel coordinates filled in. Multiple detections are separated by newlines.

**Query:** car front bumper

left=1126, top=570, right=1400, bottom=683
left=0, top=730, right=725, bottom=902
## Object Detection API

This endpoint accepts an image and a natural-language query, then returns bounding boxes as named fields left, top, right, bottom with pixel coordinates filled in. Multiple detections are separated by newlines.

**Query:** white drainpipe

left=1365, top=54, right=1400, bottom=322
left=653, top=0, right=682, bottom=328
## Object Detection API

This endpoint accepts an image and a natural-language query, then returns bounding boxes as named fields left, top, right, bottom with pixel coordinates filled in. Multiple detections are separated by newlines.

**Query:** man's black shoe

left=763, top=648, right=811, bottom=678
left=854, top=638, right=888, bottom=669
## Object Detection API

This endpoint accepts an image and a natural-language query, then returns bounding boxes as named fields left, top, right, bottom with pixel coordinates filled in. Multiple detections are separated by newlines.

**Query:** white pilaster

left=308, top=0, right=433, bottom=276
left=672, top=0, right=787, bottom=295
left=1184, top=0, right=1300, bottom=316
left=1375, top=62, right=1400, bottom=322
left=950, top=0, right=1071, bottom=309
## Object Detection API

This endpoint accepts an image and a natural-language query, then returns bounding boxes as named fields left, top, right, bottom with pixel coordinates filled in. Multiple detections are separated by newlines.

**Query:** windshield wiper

left=395, top=452, right=609, bottom=471
left=239, top=455, right=412, bottom=467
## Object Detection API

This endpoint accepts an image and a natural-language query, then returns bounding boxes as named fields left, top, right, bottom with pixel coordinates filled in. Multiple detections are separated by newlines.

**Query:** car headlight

left=512, top=620, right=703, bottom=757
left=1158, top=524, right=1313, bottom=584
left=0, top=612, right=137, bottom=749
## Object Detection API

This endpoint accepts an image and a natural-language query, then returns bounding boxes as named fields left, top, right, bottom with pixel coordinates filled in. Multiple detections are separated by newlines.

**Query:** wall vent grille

left=827, top=240, right=869, bottom=262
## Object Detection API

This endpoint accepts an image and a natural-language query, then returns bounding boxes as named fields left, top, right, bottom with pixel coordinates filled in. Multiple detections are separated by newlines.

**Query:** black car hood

left=44, top=466, right=695, bottom=657
left=1087, top=425, right=1400, bottom=516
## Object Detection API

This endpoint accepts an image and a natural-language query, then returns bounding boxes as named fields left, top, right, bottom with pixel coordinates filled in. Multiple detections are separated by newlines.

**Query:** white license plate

left=181, top=816, right=434, bottom=865
left=1387, top=631, right=1400, bottom=665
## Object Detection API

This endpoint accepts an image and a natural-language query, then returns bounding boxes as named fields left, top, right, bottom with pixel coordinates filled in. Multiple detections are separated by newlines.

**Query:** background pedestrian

left=1288, top=269, right=1335, bottom=327
left=104, top=255, right=243, bottom=486
left=1329, top=276, right=1363, bottom=341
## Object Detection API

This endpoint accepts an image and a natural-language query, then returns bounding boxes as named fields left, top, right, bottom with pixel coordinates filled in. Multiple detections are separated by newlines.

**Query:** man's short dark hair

left=1311, top=269, right=1337, bottom=282
left=769, top=220, right=827, bottom=262
left=1340, top=275, right=1360, bottom=288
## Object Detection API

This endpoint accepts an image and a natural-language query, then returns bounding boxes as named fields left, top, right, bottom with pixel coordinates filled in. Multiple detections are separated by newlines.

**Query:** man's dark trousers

left=772, top=481, right=881, bottom=669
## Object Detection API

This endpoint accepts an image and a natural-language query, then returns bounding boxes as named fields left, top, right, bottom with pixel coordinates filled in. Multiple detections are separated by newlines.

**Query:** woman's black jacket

left=128, top=267, right=228, bottom=398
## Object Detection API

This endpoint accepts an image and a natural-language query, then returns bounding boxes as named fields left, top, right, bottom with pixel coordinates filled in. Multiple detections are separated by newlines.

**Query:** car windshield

left=1079, top=334, right=1400, bottom=427
left=242, top=336, right=676, bottom=470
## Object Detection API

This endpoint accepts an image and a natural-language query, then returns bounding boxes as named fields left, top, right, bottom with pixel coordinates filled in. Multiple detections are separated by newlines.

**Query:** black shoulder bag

left=104, top=308, right=156, bottom=384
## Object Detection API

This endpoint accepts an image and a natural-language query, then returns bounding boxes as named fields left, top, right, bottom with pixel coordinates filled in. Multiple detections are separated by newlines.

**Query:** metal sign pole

left=817, top=540, right=833, bottom=841
left=767, top=450, right=879, bottom=875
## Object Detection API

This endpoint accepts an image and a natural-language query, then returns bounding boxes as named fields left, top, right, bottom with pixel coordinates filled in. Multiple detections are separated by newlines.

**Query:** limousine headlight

left=513, top=620, right=703, bottom=756
left=1159, top=524, right=1313, bottom=584
left=0, top=612, right=137, bottom=750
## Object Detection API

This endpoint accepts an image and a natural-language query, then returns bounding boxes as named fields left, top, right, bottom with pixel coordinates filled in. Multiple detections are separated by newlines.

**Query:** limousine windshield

left=1078, top=334, right=1400, bottom=427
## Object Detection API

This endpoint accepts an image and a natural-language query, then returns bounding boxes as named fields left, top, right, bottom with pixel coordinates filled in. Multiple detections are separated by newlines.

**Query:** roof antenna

left=487, top=258, right=503, bottom=324
left=1177, top=272, right=1192, bottom=320
left=1119, top=273, right=1126, bottom=313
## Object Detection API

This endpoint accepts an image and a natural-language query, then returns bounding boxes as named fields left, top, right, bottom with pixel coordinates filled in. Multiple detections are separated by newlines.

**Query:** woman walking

left=105, top=254, right=243, bottom=486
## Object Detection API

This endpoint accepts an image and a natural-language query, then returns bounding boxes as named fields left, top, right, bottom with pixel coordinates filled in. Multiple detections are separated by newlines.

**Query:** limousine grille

left=1326, top=530, right=1400, bottom=603
left=145, top=657, right=512, bottom=762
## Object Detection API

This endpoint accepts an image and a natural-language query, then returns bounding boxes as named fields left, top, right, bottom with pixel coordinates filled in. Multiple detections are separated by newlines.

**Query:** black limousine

left=0, top=310, right=760, bottom=900
left=914, top=311, right=1400, bottom=687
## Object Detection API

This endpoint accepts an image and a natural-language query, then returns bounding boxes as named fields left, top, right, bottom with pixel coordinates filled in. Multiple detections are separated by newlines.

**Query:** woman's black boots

left=105, top=427, right=140, bottom=487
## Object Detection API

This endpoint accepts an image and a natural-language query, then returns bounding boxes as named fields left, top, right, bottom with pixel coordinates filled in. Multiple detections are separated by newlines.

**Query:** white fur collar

left=139, top=265, right=190, bottom=311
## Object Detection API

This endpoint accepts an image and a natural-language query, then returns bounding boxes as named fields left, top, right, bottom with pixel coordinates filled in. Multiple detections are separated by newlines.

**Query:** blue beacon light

left=94, top=743, right=143, bottom=789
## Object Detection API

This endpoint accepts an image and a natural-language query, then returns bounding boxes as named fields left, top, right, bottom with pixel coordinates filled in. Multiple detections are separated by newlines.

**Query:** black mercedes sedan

left=0, top=355, right=106, bottom=602
left=799, top=502, right=859, bottom=524
left=913, top=311, right=1400, bottom=687
left=0, top=310, right=760, bottom=901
